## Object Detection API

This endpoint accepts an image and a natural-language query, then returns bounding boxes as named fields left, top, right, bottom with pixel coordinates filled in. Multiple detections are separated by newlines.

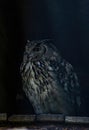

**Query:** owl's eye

left=33, top=47, right=40, bottom=52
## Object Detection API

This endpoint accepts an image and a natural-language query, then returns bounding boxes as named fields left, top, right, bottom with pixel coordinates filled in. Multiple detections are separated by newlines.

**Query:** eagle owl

left=20, top=39, right=81, bottom=115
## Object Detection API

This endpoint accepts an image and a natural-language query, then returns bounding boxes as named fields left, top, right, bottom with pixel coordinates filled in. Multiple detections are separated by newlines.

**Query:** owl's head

left=23, top=39, right=60, bottom=62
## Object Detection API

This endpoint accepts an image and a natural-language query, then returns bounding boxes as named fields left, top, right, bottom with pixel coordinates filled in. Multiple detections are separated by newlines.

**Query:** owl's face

left=25, top=40, right=47, bottom=62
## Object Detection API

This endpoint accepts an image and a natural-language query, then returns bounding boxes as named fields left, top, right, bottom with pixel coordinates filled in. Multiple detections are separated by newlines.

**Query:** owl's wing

left=57, top=58, right=81, bottom=109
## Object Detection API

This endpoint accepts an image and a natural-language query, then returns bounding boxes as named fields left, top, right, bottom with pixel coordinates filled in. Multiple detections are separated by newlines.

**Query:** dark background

left=0, top=0, right=89, bottom=116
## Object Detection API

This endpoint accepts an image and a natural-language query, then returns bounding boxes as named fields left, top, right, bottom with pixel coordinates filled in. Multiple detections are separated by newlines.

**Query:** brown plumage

left=20, top=39, right=81, bottom=115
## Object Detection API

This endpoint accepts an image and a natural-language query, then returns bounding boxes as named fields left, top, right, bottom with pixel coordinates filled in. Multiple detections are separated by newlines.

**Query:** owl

left=20, top=39, right=81, bottom=115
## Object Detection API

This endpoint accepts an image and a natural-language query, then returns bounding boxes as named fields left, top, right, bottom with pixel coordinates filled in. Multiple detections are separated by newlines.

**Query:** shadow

left=1, top=0, right=34, bottom=115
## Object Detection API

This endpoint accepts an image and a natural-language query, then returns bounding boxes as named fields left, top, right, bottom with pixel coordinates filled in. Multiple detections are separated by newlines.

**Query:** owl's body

left=20, top=39, right=81, bottom=115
